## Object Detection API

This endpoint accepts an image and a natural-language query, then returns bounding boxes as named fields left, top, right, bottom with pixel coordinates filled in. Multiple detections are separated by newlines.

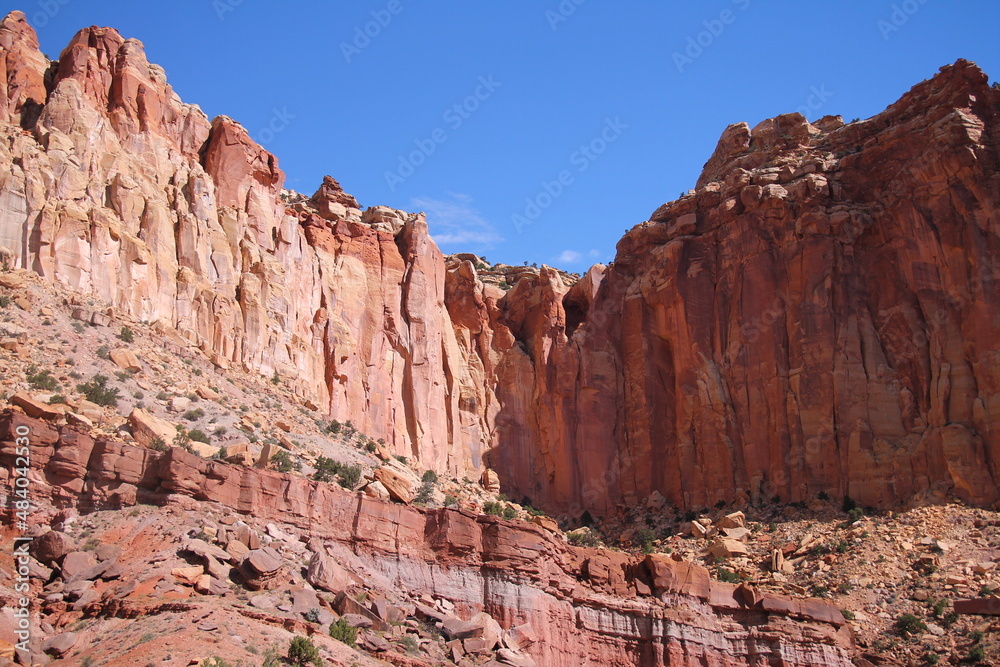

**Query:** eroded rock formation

left=0, top=411, right=854, bottom=667
left=489, top=60, right=1000, bottom=517
left=1, top=10, right=998, bottom=518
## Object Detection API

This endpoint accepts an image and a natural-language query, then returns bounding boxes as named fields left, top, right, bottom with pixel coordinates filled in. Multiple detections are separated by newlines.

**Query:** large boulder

left=373, top=461, right=420, bottom=503
left=306, top=551, right=352, bottom=594
left=128, top=408, right=177, bottom=447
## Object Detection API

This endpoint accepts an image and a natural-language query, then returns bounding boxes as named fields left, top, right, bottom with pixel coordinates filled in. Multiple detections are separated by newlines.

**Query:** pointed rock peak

left=1, top=11, right=40, bottom=49
left=310, top=175, right=360, bottom=218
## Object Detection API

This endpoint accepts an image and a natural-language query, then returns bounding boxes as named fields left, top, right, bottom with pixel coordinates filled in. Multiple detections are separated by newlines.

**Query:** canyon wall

left=0, top=410, right=854, bottom=667
left=490, top=61, right=1000, bottom=516
left=0, top=11, right=492, bottom=477
left=2, top=10, right=999, bottom=516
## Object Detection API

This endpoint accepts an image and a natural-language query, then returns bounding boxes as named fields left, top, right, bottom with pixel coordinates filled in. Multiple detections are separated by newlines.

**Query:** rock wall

left=488, top=60, right=1000, bottom=517
left=0, top=12, right=487, bottom=476
left=2, top=10, right=999, bottom=516
left=0, top=411, right=854, bottom=667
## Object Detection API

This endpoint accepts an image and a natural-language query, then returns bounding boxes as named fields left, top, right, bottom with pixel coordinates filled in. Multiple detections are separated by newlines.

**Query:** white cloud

left=555, top=250, right=582, bottom=264
left=412, top=194, right=503, bottom=248
left=588, top=249, right=601, bottom=257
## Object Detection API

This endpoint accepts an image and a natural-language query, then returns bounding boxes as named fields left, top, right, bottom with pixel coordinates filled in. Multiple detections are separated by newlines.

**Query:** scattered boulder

left=10, top=392, right=61, bottom=420
left=481, top=468, right=501, bottom=493
left=307, top=551, right=352, bottom=594
left=128, top=408, right=177, bottom=447
left=373, top=462, right=420, bottom=503
left=32, top=531, right=74, bottom=565
left=109, top=348, right=142, bottom=372
left=363, top=480, right=391, bottom=501
left=708, top=538, right=749, bottom=559
left=716, top=511, right=746, bottom=529
left=41, top=632, right=77, bottom=657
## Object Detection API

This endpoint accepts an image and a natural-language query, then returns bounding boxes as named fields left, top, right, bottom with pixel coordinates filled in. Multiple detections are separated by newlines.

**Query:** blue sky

left=24, top=0, right=1000, bottom=270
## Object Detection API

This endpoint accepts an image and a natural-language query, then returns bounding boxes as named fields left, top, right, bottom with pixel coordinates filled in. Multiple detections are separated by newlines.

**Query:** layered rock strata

left=0, top=411, right=853, bottom=667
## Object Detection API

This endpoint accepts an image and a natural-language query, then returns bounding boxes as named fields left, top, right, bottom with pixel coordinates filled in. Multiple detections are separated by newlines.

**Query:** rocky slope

left=1, top=11, right=998, bottom=525
left=1, top=410, right=855, bottom=666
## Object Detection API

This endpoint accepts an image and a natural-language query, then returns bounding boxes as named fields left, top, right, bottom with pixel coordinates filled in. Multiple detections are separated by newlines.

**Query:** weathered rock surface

left=485, top=59, right=1000, bottom=516
left=0, top=12, right=486, bottom=478
left=0, top=7, right=998, bottom=532
left=1, top=411, right=853, bottom=666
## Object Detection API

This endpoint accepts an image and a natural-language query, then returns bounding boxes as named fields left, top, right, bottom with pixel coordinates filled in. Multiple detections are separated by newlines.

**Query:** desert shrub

left=397, top=634, right=418, bottom=654
left=27, top=367, right=58, bottom=391
left=149, top=437, right=168, bottom=452
left=329, top=618, right=357, bottom=647
left=303, top=608, right=321, bottom=624
left=213, top=426, right=227, bottom=436
left=717, top=568, right=741, bottom=584
left=634, top=528, right=656, bottom=554
left=502, top=504, right=518, bottom=520
left=483, top=501, right=503, bottom=516
left=77, top=374, right=119, bottom=406
left=271, top=449, right=298, bottom=473
left=967, top=646, right=985, bottom=663
left=894, top=613, right=927, bottom=636
left=338, top=464, right=361, bottom=489
left=47, top=394, right=66, bottom=405
left=199, top=658, right=232, bottom=667
left=566, top=530, right=599, bottom=547
left=183, top=408, right=205, bottom=421
left=96, top=345, right=110, bottom=360
left=421, top=470, right=438, bottom=484
left=188, top=429, right=210, bottom=444
left=841, top=609, right=856, bottom=620
left=443, top=494, right=458, bottom=507
left=288, top=636, right=321, bottom=666
left=118, top=326, right=134, bottom=343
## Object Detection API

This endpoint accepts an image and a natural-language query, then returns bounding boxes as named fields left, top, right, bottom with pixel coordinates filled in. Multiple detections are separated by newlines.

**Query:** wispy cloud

left=412, top=193, right=503, bottom=248
left=555, top=250, right=582, bottom=264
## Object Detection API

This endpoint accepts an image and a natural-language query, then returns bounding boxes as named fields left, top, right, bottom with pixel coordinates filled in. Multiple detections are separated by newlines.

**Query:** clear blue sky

left=24, top=1, right=1000, bottom=269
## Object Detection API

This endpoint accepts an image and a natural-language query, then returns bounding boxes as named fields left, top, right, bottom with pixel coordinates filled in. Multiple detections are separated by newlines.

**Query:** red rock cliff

left=0, top=411, right=855, bottom=667
left=486, top=60, right=1000, bottom=517
left=0, top=12, right=489, bottom=477
left=1, top=10, right=998, bottom=517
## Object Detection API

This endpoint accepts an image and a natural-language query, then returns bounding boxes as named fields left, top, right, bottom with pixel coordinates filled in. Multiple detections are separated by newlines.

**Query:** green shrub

left=47, top=394, right=67, bottom=405
left=213, top=426, right=227, bottom=436
left=502, top=504, right=518, bottom=520
left=717, top=568, right=741, bottom=583
left=634, top=528, right=656, bottom=554
left=96, top=345, right=110, bottom=360
left=338, top=464, right=361, bottom=489
left=199, top=658, right=232, bottom=667
left=924, top=652, right=940, bottom=665
left=414, top=482, right=434, bottom=505
left=27, top=367, right=59, bottom=391
left=261, top=645, right=281, bottom=667
left=118, top=326, right=134, bottom=343
left=398, top=634, right=418, bottom=654
left=394, top=454, right=408, bottom=465
left=329, top=618, right=357, bottom=647
left=443, top=494, right=458, bottom=507
left=969, top=629, right=985, bottom=643
left=841, top=609, right=856, bottom=620
left=0, top=295, right=11, bottom=308
left=421, top=469, right=438, bottom=484
left=566, top=530, right=599, bottom=547
left=483, top=501, right=503, bottom=516
left=149, top=437, right=168, bottom=452
left=894, top=613, right=927, bottom=636
left=303, top=608, right=321, bottom=624
left=77, top=374, right=119, bottom=406
left=183, top=408, right=205, bottom=421
left=288, top=636, right=321, bottom=666
left=188, top=429, right=210, bottom=444
left=967, top=646, right=985, bottom=663
left=272, top=449, right=298, bottom=473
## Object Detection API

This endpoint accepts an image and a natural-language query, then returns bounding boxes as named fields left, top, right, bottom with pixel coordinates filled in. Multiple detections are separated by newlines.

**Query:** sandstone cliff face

left=488, top=61, right=1000, bottom=517
left=0, top=411, right=854, bottom=667
left=2, top=10, right=999, bottom=517
left=0, top=12, right=487, bottom=476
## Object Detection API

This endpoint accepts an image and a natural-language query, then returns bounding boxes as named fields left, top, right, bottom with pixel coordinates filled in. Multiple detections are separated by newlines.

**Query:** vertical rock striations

left=487, top=60, right=1000, bottom=517
left=1, top=11, right=998, bottom=515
